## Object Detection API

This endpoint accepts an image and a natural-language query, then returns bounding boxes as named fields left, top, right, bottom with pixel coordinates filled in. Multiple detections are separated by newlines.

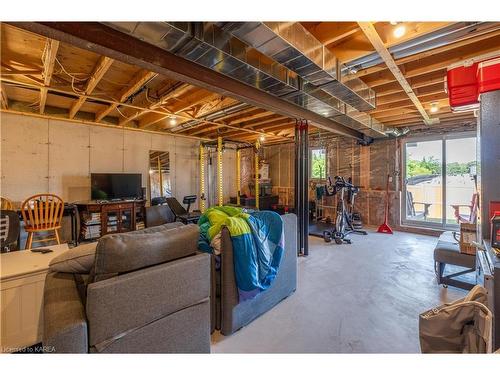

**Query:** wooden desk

left=1, top=243, right=69, bottom=352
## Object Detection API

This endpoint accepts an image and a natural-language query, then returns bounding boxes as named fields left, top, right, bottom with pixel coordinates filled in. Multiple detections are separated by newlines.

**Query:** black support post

left=294, top=120, right=302, bottom=255
left=302, top=120, right=309, bottom=256
left=294, top=119, right=309, bottom=256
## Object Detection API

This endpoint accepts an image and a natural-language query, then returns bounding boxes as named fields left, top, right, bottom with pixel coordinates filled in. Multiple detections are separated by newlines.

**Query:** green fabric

left=199, top=206, right=250, bottom=241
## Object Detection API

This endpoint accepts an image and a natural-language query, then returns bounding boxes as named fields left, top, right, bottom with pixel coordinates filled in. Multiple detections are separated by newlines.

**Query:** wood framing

left=95, top=70, right=157, bottom=122
left=40, top=38, right=59, bottom=114
left=3, top=21, right=499, bottom=138
left=7, top=22, right=364, bottom=140
left=68, top=56, right=114, bottom=119
left=358, top=22, right=438, bottom=126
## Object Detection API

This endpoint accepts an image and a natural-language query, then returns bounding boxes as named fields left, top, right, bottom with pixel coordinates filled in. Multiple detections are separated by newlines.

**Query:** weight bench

left=434, top=231, right=476, bottom=290
left=165, top=196, right=201, bottom=224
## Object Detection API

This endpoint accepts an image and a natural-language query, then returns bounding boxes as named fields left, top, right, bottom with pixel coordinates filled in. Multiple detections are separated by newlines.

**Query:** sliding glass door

left=403, top=133, right=476, bottom=229
left=445, top=137, right=477, bottom=226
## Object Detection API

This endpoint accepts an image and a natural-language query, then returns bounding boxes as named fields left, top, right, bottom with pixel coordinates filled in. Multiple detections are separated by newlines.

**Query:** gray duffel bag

left=419, top=285, right=493, bottom=353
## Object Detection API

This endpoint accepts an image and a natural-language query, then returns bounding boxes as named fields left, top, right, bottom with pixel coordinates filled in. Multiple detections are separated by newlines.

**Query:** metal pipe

left=344, top=22, right=495, bottom=72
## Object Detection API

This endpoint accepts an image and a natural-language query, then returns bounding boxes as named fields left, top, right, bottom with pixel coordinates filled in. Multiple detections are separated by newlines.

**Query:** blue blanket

left=198, top=206, right=285, bottom=301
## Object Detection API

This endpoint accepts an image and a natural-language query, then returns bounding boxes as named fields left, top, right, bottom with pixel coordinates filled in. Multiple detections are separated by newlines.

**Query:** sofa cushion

left=91, top=223, right=199, bottom=282
left=49, top=242, right=97, bottom=274
left=137, top=221, right=184, bottom=233
left=434, top=231, right=475, bottom=269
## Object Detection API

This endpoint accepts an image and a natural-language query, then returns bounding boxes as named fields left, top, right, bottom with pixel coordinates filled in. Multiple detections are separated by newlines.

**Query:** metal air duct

left=104, top=22, right=386, bottom=137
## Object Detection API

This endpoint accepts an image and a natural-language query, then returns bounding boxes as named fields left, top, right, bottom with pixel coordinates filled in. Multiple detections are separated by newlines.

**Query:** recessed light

left=169, top=117, right=177, bottom=126
left=393, top=24, right=406, bottom=38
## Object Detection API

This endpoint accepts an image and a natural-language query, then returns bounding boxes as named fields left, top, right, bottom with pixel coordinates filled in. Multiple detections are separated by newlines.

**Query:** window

left=310, top=148, right=327, bottom=179
left=403, top=133, right=476, bottom=229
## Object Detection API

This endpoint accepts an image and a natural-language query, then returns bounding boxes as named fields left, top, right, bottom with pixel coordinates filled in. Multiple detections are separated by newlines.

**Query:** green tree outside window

left=311, top=148, right=326, bottom=179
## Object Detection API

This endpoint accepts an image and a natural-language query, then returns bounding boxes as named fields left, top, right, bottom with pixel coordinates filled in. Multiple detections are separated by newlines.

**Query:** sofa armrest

left=43, top=272, right=88, bottom=353
left=220, top=213, right=298, bottom=327
left=86, top=253, right=210, bottom=351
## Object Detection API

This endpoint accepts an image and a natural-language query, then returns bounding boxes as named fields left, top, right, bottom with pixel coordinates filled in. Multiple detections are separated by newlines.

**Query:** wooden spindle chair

left=21, top=194, right=64, bottom=249
left=1, top=196, right=14, bottom=211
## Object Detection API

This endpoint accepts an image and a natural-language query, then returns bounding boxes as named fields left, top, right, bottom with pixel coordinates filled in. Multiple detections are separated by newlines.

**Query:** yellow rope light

left=236, top=149, right=241, bottom=206
left=199, top=144, right=206, bottom=212
left=157, top=155, right=163, bottom=198
left=217, top=136, right=223, bottom=206
left=255, top=140, right=260, bottom=210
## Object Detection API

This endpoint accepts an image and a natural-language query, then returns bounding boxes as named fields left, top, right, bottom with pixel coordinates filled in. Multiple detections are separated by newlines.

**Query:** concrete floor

left=211, top=229, right=467, bottom=353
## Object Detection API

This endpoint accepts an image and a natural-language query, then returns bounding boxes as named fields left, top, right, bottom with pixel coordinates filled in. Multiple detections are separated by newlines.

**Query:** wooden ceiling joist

left=9, top=22, right=363, bottom=140
left=2, top=73, right=294, bottom=141
left=96, top=70, right=157, bottom=122
left=4, top=22, right=498, bottom=139
left=353, top=26, right=500, bottom=79
left=358, top=22, right=438, bottom=126
left=363, top=34, right=500, bottom=89
left=68, top=56, right=114, bottom=119
left=309, top=22, right=360, bottom=46
left=40, top=38, right=59, bottom=114
left=228, top=110, right=275, bottom=125
left=137, top=83, right=194, bottom=128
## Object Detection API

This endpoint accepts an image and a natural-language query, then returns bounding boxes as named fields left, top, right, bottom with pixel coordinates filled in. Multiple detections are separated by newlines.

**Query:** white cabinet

left=1, top=244, right=69, bottom=353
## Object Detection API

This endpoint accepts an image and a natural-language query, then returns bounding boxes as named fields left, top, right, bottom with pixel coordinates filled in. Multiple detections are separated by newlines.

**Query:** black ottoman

left=434, top=231, right=476, bottom=290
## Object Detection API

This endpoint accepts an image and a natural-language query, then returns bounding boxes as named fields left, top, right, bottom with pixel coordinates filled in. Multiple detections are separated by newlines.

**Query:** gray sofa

left=212, top=213, right=297, bottom=335
left=43, top=222, right=211, bottom=353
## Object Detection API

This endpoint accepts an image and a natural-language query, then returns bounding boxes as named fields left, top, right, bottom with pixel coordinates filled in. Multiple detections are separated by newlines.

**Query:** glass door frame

left=402, top=131, right=476, bottom=230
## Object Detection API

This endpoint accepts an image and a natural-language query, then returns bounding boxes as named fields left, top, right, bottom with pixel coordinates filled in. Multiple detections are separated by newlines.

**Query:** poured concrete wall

left=0, top=112, right=202, bottom=206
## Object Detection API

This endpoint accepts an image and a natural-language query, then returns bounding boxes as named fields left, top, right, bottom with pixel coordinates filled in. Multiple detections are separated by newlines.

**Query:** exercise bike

left=323, top=176, right=368, bottom=244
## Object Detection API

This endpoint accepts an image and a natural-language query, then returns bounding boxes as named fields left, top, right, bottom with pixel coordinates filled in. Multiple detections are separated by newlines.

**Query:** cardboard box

left=460, top=223, right=477, bottom=255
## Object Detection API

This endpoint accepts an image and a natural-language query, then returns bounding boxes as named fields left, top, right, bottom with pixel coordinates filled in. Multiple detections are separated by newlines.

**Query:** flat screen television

left=91, top=173, right=142, bottom=200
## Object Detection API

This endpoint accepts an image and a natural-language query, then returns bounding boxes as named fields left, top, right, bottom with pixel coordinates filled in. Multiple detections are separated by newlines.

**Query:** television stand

left=76, top=200, right=145, bottom=241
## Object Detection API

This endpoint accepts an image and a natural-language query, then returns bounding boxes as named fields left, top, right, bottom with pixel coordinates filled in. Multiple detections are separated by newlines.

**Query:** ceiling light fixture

left=390, top=21, right=398, bottom=26
left=169, top=117, right=177, bottom=126
left=430, top=103, right=439, bottom=113
left=393, top=24, right=406, bottom=38
left=259, top=134, right=266, bottom=142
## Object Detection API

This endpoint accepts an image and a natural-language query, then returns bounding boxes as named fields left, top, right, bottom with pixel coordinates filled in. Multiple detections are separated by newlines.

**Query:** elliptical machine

left=323, top=176, right=368, bottom=244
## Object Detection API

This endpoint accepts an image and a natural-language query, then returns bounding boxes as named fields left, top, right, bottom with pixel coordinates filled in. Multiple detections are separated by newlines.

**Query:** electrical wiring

left=100, top=77, right=132, bottom=87
left=52, top=58, right=120, bottom=102
left=54, top=58, right=88, bottom=82
left=115, top=105, right=134, bottom=121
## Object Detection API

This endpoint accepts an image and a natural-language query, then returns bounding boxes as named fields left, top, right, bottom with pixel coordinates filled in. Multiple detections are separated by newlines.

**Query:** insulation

left=264, top=135, right=401, bottom=226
